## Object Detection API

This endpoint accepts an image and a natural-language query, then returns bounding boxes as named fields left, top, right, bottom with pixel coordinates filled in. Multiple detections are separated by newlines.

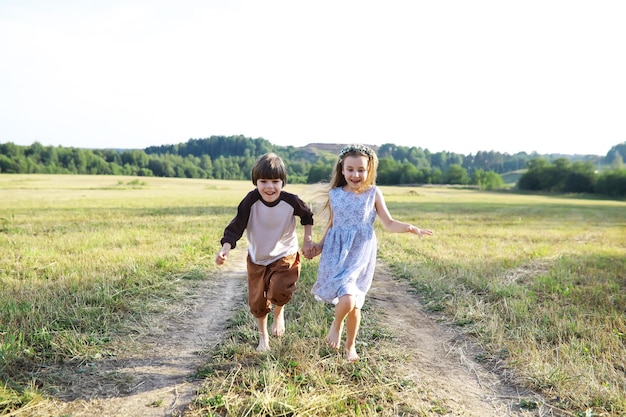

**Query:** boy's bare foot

left=271, top=306, right=285, bottom=337
left=326, top=319, right=343, bottom=350
left=345, top=346, right=359, bottom=362
left=255, top=316, right=270, bottom=352
left=256, top=335, right=270, bottom=352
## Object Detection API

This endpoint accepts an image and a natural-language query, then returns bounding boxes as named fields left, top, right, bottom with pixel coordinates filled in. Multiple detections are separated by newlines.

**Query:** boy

left=215, top=153, right=315, bottom=351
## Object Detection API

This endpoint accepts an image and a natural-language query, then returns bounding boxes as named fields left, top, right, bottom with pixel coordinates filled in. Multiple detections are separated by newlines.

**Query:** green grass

left=188, top=261, right=432, bottom=416
left=1, top=175, right=625, bottom=416
left=377, top=186, right=626, bottom=414
left=0, top=175, right=244, bottom=413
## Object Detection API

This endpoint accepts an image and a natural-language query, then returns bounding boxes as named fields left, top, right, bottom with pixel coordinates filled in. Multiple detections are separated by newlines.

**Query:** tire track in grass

left=49, top=251, right=248, bottom=417
left=367, top=262, right=553, bottom=417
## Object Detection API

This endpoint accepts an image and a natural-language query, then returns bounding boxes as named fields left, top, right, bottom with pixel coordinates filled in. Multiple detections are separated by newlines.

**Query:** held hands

left=302, top=241, right=322, bottom=260
left=407, top=225, right=433, bottom=240
left=217, top=241, right=321, bottom=264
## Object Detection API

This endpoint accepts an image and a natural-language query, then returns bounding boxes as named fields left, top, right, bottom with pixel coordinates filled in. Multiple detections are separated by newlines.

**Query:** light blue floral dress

left=312, top=186, right=377, bottom=309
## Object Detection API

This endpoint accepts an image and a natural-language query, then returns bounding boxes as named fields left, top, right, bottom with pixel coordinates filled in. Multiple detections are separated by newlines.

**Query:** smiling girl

left=309, top=144, right=433, bottom=362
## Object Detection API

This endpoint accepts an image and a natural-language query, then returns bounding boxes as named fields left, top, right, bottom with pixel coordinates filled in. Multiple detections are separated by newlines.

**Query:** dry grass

left=1, top=175, right=625, bottom=416
left=377, top=186, right=626, bottom=414
left=186, top=261, right=434, bottom=417
left=0, top=175, right=244, bottom=414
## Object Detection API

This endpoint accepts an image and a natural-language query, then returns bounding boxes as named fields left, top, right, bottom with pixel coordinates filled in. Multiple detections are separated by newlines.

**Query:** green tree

left=595, top=169, right=626, bottom=197
left=0, top=142, right=23, bottom=159
left=563, top=161, right=596, bottom=193
left=473, top=169, right=505, bottom=190
left=199, top=155, right=213, bottom=178
left=445, top=164, right=470, bottom=185
left=431, top=168, right=444, bottom=184
left=307, top=163, right=332, bottom=183
left=518, top=158, right=548, bottom=190
left=0, top=154, right=19, bottom=173
left=399, top=162, right=420, bottom=184
left=377, top=158, right=400, bottom=185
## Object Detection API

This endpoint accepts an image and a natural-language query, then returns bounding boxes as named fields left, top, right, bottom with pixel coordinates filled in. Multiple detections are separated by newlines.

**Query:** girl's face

left=256, top=178, right=283, bottom=203
left=341, top=155, right=369, bottom=191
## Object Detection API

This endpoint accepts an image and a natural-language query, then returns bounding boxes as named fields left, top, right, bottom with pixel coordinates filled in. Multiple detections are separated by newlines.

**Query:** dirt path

left=45, top=253, right=550, bottom=417
left=368, top=263, right=551, bottom=417
left=47, top=250, right=248, bottom=417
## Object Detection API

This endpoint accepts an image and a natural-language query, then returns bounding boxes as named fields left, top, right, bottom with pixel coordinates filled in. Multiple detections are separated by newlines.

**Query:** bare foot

left=345, top=346, right=359, bottom=362
left=272, top=306, right=285, bottom=337
left=256, top=334, right=270, bottom=352
left=326, top=319, right=343, bottom=350
left=255, top=316, right=270, bottom=352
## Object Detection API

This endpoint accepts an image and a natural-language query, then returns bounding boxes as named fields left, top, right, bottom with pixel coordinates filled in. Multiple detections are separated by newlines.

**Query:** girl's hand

left=302, top=242, right=322, bottom=259
left=311, top=243, right=323, bottom=258
left=408, top=225, right=433, bottom=239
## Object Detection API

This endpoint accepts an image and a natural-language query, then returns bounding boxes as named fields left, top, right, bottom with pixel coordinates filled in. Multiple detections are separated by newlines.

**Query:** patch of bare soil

left=43, top=250, right=248, bottom=417
left=368, top=263, right=556, bottom=417
left=36, top=254, right=556, bottom=417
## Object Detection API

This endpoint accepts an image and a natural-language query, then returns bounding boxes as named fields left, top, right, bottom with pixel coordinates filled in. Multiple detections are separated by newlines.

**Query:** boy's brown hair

left=251, top=153, right=288, bottom=186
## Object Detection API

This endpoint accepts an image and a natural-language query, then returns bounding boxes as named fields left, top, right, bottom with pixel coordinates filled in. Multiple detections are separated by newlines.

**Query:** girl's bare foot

left=326, top=319, right=343, bottom=350
left=345, top=346, right=359, bottom=362
left=271, top=306, right=285, bottom=337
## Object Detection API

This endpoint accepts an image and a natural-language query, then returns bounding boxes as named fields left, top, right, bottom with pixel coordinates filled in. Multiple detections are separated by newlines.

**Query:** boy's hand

left=302, top=241, right=314, bottom=259
left=215, top=244, right=231, bottom=265
left=302, top=242, right=322, bottom=259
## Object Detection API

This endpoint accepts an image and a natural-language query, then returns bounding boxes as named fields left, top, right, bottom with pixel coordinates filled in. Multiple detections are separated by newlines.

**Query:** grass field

left=1, top=174, right=625, bottom=416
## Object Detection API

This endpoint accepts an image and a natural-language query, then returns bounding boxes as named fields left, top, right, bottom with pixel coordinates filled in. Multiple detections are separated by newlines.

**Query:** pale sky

left=1, top=1, right=625, bottom=156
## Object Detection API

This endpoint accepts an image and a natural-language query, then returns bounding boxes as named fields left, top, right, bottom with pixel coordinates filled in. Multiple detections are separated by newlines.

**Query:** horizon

left=2, top=137, right=618, bottom=158
left=1, top=1, right=625, bottom=156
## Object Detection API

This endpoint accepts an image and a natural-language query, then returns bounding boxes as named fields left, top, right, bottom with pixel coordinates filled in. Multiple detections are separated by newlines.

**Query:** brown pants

left=246, top=252, right=300, bottom=318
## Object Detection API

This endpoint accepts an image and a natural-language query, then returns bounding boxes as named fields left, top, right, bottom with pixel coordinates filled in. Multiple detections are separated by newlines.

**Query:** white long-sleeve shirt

left=220, top=189, right=314, bottom=266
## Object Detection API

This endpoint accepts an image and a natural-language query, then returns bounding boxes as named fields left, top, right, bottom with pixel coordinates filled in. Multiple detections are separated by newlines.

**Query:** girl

left=308, top=144, right=432, bottom=362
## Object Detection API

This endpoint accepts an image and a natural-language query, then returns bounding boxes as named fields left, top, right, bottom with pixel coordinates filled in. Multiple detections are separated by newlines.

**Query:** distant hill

left=301, top=143, right=379, bottom=154
left=500, top=170, right=526, bottom=185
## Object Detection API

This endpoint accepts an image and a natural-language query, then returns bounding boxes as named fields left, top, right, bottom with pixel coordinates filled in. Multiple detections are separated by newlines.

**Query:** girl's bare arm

left=374, top=188, right=433, bottom=236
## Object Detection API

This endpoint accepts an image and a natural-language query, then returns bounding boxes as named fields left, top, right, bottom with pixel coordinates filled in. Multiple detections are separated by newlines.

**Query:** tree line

left=1, top=136, right=625, bottom=196
left=518, top=157, right=626, bottom=197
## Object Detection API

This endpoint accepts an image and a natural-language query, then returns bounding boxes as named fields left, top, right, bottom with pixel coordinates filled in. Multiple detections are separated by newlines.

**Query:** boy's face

left=341, top=155, right=369, bottom=191
left=256, top=178, right=283, bottom=203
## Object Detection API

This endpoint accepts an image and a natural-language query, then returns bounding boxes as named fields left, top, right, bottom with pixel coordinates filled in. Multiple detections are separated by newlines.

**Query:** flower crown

left=338, top=144, right=374, bottom=159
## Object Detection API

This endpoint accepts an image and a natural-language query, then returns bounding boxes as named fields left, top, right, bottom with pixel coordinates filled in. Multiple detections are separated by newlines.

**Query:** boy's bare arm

left=301, top=224, right=315, bottom=259
left=302, top=224, right=313, bottom=244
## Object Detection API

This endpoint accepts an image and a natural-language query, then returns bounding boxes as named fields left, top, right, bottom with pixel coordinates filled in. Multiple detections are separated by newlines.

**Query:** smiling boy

left=215, top=153, right=315, bottom=351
